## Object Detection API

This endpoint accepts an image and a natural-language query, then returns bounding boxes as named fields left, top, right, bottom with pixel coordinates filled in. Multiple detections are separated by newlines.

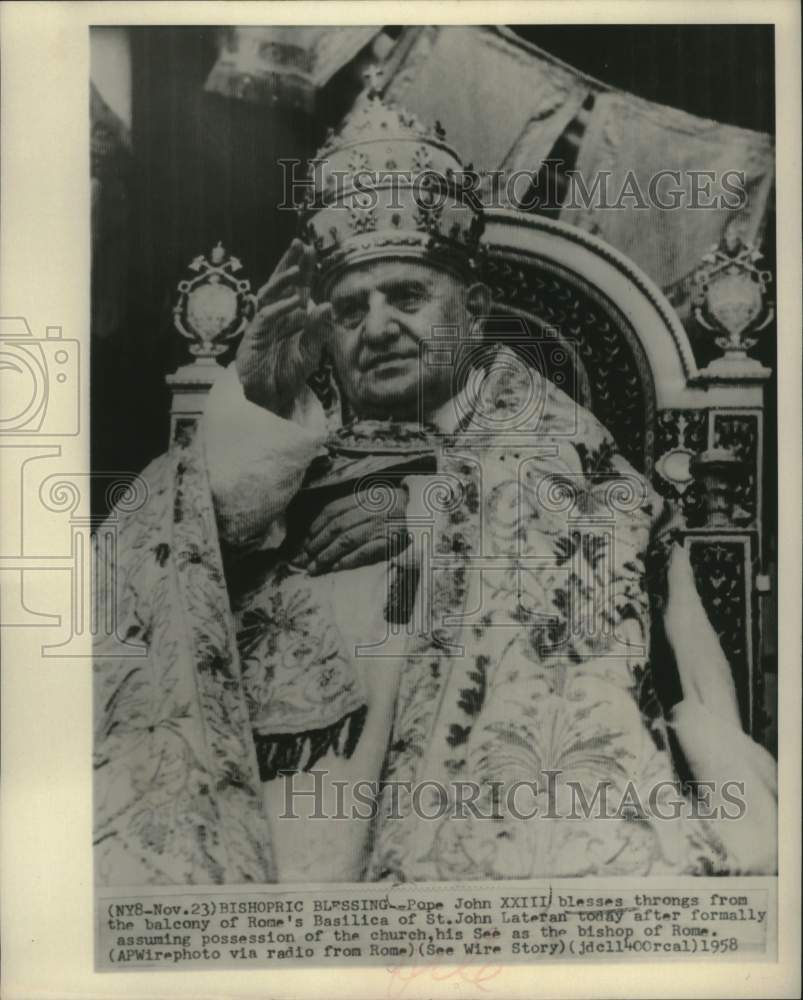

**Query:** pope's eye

left=334, top=305, right=365, bottom=329
left=391, top=286, right=427, bottom=312
left=397, top=297, right=422, bottom=313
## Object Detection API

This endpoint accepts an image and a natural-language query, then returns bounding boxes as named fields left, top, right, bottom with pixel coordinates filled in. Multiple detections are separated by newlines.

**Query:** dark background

left=91, top=24, right=775, bottom=494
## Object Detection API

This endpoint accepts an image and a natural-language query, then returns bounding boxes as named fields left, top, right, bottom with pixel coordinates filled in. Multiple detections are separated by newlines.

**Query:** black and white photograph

left=92, top=19, right=779, bottom=882
left=1, top=5, right=800, bottom=998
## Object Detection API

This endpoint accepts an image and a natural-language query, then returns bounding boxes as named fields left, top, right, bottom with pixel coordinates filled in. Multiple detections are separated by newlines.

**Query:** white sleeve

left=663, top=542, right=743, bottom=728
left=663, top=543, right=777, bottom=873
left=201, top=364, right=329, bottom=551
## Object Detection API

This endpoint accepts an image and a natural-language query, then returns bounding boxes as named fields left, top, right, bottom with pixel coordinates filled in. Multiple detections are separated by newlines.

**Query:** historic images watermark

left=276, top=771, right=751, bottom=822
left=279, top=160, right=749, bottom=214
left=0, top=315, right=152, bottom=655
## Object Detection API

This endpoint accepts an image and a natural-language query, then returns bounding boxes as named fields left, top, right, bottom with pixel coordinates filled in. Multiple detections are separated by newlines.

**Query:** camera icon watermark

left=419, top=317, right=579, bottom=438
left=0, top=317, right=80, bottom=435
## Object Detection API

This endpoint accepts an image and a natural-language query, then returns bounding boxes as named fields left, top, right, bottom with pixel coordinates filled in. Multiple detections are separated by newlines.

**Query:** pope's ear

left=466, top=281, right=491, bottom=319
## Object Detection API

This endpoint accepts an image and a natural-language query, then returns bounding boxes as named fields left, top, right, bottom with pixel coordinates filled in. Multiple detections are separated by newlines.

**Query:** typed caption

left=97, top=879, right=775, bottom=971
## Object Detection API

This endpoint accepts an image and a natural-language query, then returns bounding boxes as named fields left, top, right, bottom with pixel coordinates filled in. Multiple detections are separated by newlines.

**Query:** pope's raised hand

left=235, top=239, right=333, bottom=417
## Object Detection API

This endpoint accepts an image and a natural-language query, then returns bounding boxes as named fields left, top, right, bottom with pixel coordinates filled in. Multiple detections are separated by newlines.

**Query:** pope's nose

left=363, top=290, right=401, bottom=343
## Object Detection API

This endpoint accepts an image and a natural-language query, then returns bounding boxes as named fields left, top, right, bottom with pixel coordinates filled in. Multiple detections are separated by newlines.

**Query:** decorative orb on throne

left=185, top=279, right=240, bottom=348
left=692, top=220, right=773, bottom=381
left=173, top=242, right=257, bottom=359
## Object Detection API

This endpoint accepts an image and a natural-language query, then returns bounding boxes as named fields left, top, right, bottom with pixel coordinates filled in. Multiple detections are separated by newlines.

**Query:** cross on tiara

left=363, top=65, right=384, bottom=98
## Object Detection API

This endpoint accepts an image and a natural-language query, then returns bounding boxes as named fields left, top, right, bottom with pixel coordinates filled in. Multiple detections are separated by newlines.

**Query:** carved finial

left=363, top=65, right=384, bottom=100
left=722, top=217, right=745, bottom=254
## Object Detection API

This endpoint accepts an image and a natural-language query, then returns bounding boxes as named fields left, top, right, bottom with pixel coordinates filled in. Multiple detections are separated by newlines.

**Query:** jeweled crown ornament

left=300, top=67, right=485, bottom=296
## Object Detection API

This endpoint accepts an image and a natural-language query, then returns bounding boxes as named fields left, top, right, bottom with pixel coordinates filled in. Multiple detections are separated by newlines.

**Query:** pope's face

left=325, top=260, right=472, bottom=422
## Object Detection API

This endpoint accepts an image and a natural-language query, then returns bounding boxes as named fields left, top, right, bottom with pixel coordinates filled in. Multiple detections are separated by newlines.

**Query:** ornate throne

left=167, top=209, right=774, bottom=745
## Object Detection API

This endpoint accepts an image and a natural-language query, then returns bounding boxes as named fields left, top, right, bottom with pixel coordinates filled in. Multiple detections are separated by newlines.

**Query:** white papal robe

left=94, top=350, right=777, bottom=885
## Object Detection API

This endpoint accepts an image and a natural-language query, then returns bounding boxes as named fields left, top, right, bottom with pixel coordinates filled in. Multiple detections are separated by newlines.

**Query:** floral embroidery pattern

left=367, top=353, right=731, bottom=881
left=96, top=351, right=733, bottom=885
left=94, top=422, right=272, bottom=886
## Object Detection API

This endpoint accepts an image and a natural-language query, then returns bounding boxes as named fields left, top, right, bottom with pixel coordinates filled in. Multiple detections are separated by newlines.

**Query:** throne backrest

left=481, top=209, right=698, bottom=475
